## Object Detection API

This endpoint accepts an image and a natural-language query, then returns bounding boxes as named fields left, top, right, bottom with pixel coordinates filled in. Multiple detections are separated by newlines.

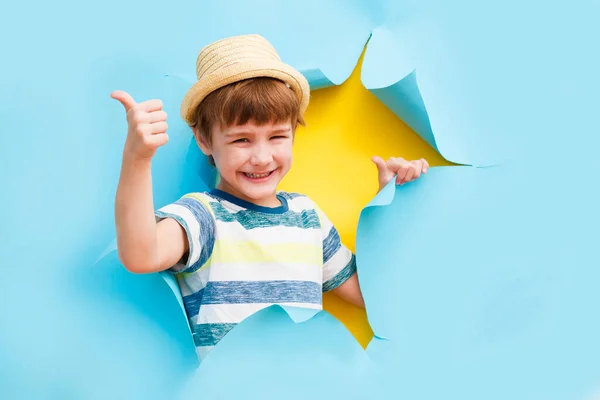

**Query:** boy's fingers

left=386, top=157, right=409, bottom=171
left=395, top=167, right=410, bottom=184
left=139, top=99, right=164, bottom=113
left=111, top=90, right=137, bottom=112
left=373, top=156, right=393, bottom=185
left=411, top=167, right=422, bottom=181
left=421, top=158, right=429, bottom=173
left=150, top=121, right=168, bottom=134
left=372, top=156, right=387, bottom=175
left=402, top=168, right=416, bottom=184
left=410, top=160, right=424, bottom=175
left=371, top=156, right=386, bottom=169
left=147, top=110, right=168, bottom=123
left=145, top=133, right=169, bottom=148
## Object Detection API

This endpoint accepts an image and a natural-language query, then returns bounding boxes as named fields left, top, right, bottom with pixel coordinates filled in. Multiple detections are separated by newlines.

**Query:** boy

left=111, top=34, right=428, bottom=360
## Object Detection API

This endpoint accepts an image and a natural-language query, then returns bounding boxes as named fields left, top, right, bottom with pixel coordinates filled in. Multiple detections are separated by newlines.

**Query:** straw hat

left=180, top=34, right=310, bottom=125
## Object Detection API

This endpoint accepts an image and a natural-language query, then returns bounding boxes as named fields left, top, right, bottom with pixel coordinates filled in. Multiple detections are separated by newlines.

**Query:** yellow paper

left=279, top=47, right=452, bottom=348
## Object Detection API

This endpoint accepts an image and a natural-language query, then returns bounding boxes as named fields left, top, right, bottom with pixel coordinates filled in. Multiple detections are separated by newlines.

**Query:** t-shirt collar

left=209, top=189, right=289, bottom=214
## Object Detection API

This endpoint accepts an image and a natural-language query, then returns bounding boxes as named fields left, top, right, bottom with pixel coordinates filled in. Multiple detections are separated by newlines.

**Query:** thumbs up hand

left=111, top=90, right=169, bottom=161
left=372, top=156, right=429, bottom=192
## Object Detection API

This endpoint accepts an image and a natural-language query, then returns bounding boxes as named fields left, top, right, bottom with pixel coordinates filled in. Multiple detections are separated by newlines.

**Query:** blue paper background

left=358, top=164, right=600, bottom=399
left=177, top=306, right=383, bottom=399
left=2, top=0, right=600, bottom=398
left=362, top=0, right=600, bottom=166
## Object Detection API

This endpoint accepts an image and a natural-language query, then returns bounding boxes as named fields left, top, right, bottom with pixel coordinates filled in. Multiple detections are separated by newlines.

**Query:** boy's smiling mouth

left=241, top=170, right=275, bottom=181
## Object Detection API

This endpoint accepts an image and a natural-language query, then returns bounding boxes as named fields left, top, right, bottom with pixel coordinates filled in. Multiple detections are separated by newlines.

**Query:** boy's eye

left=232, top=138, right=249, bottom=143
left=271, top=135, right=288, bottom=140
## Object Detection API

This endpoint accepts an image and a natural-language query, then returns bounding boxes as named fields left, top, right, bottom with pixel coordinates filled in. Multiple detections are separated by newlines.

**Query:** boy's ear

left=192, top=127, right=212, bottom=156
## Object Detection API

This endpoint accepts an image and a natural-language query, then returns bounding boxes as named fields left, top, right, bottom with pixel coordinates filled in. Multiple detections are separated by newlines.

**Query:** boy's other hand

left=372, top=156, right=429, bottom=192
left=111, top=90, right=169, bottom=161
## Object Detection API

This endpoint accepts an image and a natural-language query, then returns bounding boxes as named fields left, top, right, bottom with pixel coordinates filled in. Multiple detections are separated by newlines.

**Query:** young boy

left=111, top=34, right=428, bottom=360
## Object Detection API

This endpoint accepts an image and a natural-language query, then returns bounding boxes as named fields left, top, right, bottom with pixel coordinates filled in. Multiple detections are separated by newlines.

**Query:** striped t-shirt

left=155, top=189, right=356, bottom=361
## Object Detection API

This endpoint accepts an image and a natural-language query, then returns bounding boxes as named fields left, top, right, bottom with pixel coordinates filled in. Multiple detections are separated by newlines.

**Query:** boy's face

left=198, top=120, right=294, bottom=207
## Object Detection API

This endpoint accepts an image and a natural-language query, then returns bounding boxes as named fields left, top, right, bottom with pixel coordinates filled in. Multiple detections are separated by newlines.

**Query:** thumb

left=111, top=90, right=137, bottom=112
left=372, top=156, right=386, bottom=170
left=372, top=156, right=393, bottom=186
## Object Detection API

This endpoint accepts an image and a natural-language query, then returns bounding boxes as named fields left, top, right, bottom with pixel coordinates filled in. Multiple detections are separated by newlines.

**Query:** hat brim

left=180, top=60, right=310, bottom=125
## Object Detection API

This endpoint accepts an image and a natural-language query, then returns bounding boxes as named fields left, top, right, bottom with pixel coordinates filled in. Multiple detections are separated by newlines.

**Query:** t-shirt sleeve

left=154, top=194, right=215, bottom=274
left=315, top=204, right=357, bottom=292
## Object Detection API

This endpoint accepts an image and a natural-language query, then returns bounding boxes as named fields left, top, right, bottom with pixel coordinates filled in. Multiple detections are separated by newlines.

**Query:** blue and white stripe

left=156, top=189, right=356, bottom=361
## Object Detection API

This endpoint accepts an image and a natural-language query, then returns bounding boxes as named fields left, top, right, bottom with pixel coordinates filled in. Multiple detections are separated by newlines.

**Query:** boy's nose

left=250, top=145, right=273, bottom=165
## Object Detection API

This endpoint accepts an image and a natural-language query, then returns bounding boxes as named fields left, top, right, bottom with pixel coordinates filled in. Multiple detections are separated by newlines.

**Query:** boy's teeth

left=245, top=172, right=270, bottom=178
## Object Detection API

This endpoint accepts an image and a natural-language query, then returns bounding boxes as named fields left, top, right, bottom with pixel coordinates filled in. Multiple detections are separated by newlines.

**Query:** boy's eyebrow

left=270, top=128, right=292, bottom=134
left=224, top=131, right=250, bottom=137
left=225, top=127, right=291, bottom=136
left=224, top=129, right=256, bottom=137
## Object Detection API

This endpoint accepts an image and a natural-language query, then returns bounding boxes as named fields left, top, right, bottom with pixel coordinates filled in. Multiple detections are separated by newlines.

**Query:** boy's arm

left=115, top=158, right=188, bottom=273
left=317, top=202, right=366, bottom=308
left=329, top=272, right=365, bottom=308
left=324, top=156, right=429, bottom=307
left=112, top=90, right=187, bottom=274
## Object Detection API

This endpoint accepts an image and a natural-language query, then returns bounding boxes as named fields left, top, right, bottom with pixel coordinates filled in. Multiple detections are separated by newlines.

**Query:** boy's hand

left=372, top=156, right=429, bottom=192
left=111, top=90, right=169, bottom=161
